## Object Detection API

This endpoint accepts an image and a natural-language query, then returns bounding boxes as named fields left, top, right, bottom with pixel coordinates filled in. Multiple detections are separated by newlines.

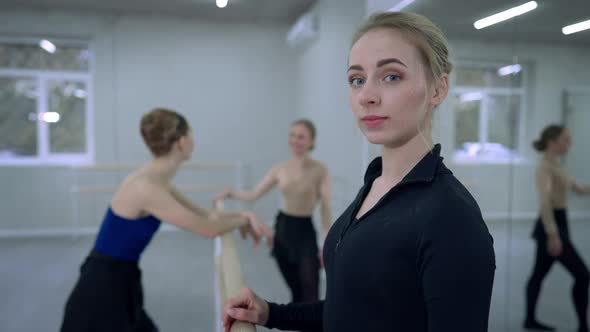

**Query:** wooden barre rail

left=214, top=201, right=256, bottom=332
left=70, top=185, right=227, bottom=194
left=71, top=162, right=241, bottom=171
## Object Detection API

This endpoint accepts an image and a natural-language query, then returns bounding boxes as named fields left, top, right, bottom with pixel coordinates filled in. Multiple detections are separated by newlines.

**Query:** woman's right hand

left=239, top=211, right=273, bottom=248
left=223, top=288, right=269, bottom=332
left=213, top=189, right=233, bottom=205
left=547, top=234, right=563, bottom=257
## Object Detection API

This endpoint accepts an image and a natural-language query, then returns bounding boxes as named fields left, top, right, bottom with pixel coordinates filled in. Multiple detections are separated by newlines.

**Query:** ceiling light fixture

left=39, top=39, right=56, bottom=54
left=216, top=0, right=228, bottom=9
left=388, top=0, right=415, bottom=12
left=498, top=64, right=522, bottom=76
left=562, top=19, right=590, bottom=35
left=474, top=1, right=537, bottom=30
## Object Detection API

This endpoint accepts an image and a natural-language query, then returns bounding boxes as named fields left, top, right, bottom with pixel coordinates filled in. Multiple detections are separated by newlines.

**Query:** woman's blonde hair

left=292, top=118, right=317, bottom=151
left=352, top=12, right=453, bottom=81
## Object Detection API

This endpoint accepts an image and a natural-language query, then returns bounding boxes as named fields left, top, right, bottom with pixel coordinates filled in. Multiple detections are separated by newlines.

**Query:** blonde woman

left=222, top=12, right=495, bottom=332
left=525, top=125, right=590, bottom=332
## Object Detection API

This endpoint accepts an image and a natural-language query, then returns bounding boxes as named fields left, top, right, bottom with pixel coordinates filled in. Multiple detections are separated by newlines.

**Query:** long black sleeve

left=418, top=207, right=496, bottom=332
left=265, top=301, right=324, bottom=331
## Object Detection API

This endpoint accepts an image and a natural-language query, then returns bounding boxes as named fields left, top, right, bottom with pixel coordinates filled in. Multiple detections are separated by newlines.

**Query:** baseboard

left=1, top=212, right=589, bottom=238
left=483, top=212, right=536, bottom=221
left=483, top=211, right=590, bottom=221
left=0, top=227, right=98, bottom=238
left=0, top=224, right=181, bottom=238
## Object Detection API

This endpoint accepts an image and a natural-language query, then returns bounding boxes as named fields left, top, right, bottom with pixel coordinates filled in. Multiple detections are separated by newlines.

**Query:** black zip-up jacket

left=264, top=144, right=496, bottom=332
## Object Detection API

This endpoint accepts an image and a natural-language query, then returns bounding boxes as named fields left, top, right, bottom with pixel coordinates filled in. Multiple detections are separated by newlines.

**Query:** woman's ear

left=176, top=136, right=188, bottom=152
left=430, top=74, right=449, bottom=107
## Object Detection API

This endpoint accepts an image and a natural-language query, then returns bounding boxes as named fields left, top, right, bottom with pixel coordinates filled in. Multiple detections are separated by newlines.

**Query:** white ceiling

left=406, top=0, right=590, bottom=46
left=1, top=0, right=588, bottom=45
left=0, top=0, right=317, bottom=24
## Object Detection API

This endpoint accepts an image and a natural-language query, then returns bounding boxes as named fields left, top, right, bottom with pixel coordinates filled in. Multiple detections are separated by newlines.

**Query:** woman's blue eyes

left=384, top=74, right=401, bottom=82
left=348, top=75, right=400, bottom=87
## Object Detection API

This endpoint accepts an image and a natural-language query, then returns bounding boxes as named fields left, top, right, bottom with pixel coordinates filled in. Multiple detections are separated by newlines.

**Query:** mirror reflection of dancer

left=525, top=125, right=590, bottom=332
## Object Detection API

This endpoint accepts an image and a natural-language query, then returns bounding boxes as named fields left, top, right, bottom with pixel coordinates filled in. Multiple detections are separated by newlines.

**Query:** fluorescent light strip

left=562, top=19, right=590, bottom=35
left=74, top=89, right=87, bottom=99
left=474, top=1, right=538, bottom=30
left=498, top=64, right=522, bottom=76
left=39, top=39, right=56, bottom=54
left=389, top=0, right=415, bottom=12
left=40, top=112, right=60, bottom=123
left=216, top=0, right=228, bottom=8
left=460, top=92, right=483, bottom=103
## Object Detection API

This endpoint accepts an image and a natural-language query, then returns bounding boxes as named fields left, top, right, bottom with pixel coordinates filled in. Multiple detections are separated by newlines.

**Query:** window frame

left=0, top=37, right=94, bottom=166
left=450, top=60, right=529, bottom=165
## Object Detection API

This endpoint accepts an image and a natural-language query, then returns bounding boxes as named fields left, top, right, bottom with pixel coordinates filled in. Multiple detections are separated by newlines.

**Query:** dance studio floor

left=1, top=218, right=589, bottom=331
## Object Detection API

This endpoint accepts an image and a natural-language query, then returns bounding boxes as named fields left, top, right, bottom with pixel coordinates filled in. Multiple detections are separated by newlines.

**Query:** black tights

left=526, top=239, right=590, bottom=330
left=275, top=255, right=319, bottom=303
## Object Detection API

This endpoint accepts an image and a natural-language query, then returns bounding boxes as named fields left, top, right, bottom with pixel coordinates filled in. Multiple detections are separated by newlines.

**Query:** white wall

left=0, top=9, right=297, bottom=231
left=438, top=39, right=590, bottom=219
left=293, top=0, right=367, bottom=217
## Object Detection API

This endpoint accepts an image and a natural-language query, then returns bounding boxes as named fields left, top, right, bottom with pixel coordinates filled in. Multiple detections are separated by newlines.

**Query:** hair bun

left=532, top=140, right=545, bottom=152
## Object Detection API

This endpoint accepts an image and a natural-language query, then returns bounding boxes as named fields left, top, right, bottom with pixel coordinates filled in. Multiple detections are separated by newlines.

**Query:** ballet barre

left=71, top=185, right=227, bottom=194
left=68, top=161, right=245, bottom=234
left=214, top=201, right=256, bottom=332
left=71, top=162, right=241, bottom=171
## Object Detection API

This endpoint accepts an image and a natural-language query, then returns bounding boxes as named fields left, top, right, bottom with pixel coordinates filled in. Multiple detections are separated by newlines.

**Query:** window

left=0, top=38, right=93, bottom=165
left=451, top=62, right=527, bottom=163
